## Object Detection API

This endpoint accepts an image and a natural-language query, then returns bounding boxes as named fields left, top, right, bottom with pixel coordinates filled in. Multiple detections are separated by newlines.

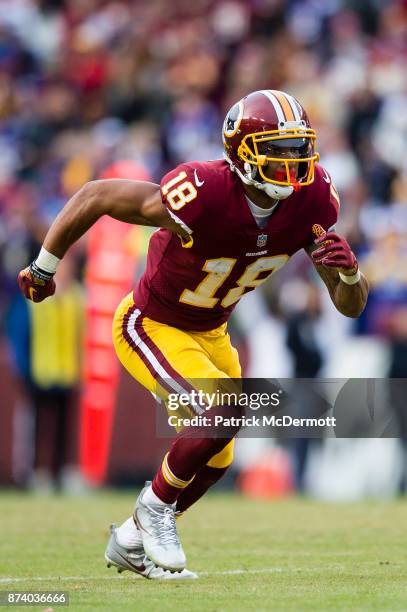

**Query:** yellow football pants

left=112, top=293, right=242, bottom=468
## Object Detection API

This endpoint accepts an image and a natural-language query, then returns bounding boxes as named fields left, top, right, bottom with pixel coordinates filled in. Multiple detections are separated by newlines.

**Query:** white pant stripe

left=126, top=309, right=205, bottom=414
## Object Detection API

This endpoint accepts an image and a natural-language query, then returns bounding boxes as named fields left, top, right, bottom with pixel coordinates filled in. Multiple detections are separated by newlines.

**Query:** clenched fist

left=18, top=262, right=56, bottom=302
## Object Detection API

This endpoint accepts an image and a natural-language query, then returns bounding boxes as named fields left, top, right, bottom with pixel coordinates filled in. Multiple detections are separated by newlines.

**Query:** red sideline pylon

left=237, top=448, right=294, bottom=498
left=79, top=161, right=150, bottom=485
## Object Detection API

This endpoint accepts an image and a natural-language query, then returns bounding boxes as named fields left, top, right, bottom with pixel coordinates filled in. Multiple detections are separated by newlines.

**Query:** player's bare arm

left=17, top=179, right=189, bottom=302
left=306, top=232, right=369, bottom=318
left=46, top=180, right=188, bottom=257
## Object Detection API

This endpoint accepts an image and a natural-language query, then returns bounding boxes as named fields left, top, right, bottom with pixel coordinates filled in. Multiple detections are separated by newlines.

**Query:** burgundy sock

left=176, top=465, right=229, bottom=513
left=152, top=403, right=241, bottom=504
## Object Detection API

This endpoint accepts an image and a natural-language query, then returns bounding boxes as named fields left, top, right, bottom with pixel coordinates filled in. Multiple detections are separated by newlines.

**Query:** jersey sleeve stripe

left=167, top=208, right=193, bottom=234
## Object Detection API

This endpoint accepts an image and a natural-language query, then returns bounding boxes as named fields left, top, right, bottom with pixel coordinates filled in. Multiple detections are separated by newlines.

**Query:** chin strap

left=255, top=179, right=294, bottom=200
left=224, top=154, right=294, bottom=201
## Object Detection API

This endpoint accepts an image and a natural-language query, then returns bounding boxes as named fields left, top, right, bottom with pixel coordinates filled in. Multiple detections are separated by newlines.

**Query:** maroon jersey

left=134, top=160, right=339, bottom=331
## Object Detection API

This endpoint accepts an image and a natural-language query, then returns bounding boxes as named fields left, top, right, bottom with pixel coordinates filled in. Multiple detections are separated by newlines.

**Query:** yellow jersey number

left=180, top=255, right=289, bottom=309
left=162, top=171, right=289, bottom=309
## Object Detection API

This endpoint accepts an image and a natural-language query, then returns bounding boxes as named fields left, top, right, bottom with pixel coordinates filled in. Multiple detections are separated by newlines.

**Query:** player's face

left=263, top=155, right=298, bottom=182
left=256, top=138, right=311, bottom=183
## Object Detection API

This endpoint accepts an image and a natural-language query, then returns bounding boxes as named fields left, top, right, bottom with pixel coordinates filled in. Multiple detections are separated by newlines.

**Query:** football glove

left=311, top=231, right=358, bottom=274
left=18, top=261, right=56, bottom=302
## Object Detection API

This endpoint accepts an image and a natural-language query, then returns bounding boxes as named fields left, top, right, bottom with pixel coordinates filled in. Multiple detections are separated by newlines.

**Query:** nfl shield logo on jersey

left=257, top=234, right=267, bottom=247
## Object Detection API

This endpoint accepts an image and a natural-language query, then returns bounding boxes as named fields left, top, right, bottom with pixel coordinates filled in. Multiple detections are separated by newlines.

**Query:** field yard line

left=208, top=568, right=283, bottom=575
left=0, top=568, right=283, bottom=584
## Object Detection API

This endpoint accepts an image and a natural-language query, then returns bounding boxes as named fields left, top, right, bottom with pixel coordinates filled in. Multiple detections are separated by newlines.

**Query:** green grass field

left=0, top=491, right=406, bottom=611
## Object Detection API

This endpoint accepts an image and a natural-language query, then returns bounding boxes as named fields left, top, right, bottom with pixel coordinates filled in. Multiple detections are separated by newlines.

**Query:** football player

left=18, top=90, right=368, bottom=579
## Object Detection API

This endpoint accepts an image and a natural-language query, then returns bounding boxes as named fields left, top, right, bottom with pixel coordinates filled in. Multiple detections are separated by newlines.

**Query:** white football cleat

left=105, top=524, right=197, bottom=580
left=133, top=482, right=186, bottom=571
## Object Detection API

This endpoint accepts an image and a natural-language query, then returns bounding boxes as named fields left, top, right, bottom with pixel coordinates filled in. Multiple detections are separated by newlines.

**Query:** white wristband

left=339, top=269, right=361, bottom=285
left=35, top=247, right=61, bottom=274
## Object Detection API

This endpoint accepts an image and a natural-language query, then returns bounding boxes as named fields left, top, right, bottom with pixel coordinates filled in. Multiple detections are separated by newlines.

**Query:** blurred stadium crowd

left=0, top=0, right=407, bottom=494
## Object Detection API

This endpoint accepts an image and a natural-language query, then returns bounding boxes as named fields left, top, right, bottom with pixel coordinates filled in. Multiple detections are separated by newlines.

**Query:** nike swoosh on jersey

left=194, top=169, right=205, bottom=187
left=322, top=169, right=330, bottom=183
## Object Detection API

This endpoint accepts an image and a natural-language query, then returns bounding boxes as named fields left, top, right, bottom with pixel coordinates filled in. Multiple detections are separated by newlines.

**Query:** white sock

left=142, top=484, right=169, bottom=506
left=116, top=517, right=143, bottom=548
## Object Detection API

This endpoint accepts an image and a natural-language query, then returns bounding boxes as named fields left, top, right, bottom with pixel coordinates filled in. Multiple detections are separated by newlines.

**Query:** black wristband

left=30, top=261, right=55, bottom=282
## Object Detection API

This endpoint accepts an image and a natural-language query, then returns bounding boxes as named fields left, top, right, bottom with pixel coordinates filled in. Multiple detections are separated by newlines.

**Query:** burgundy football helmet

left=223, top=90, right=319, bottom=200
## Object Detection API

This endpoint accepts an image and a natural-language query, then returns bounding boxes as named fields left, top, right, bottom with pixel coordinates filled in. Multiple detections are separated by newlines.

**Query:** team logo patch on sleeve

left=312, top=224, right=326, bottom=239
left=257, top=234, right=268, bottom=247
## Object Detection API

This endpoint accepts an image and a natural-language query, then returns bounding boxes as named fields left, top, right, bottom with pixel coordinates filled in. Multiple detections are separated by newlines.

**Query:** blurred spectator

left=286, top=282, right=323, bottom=378
left=285, top=282, right=325, bottom=492
left=27, top=255, right=84, bottom=492
left=4, top=226, right=84, bottom=491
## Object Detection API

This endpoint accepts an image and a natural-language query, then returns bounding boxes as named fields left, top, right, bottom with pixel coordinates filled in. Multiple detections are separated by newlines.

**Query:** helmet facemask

left=237, top=126, right=319, bottom=191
